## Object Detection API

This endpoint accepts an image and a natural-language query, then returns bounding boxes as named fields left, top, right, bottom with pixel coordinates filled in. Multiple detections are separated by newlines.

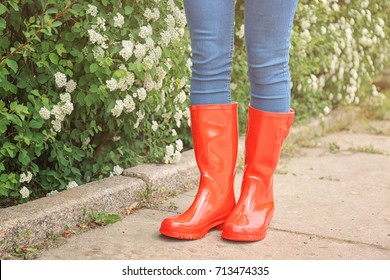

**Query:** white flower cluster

left=163, top=138, right=183, bottom=164
left=19, top=171, right=33, bottom=183
left=236, top=24, right=245, bottom=39
left=39, top=107, right=51, bottom=120
left=111, top=165, right=124, bottom=176
left=119, top=40, right=134, bottom=61
left=66, top=181, right=78, bottom=190
left=111, top=93, right=136, bottom=118
left=293, top=0, right=389, bottom=112
left=41, top=72, right=76, bottom=132
left=139, top=25, right=153, bottom=39
left=88, top=29, right=108, bottom=49
left=86, top=4, right=98, bottom=17
left=133, top=110, right=145, bottom=129
left=106, top=67, right=135, bottom=92
left=113, top=13, right=125, bottom=28
left=151, top=121, right=158, bottom=131
left=144, top=8, right=160, bottom=22
left=174, top=90, right=187, bottom=104
left=19, top=186, right=30, bottom=198
left=46, top=190, right=58, bottom=197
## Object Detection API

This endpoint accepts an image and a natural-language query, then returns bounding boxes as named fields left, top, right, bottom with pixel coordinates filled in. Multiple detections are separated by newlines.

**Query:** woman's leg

left=160, top=0, right=238, bottom=240
left=222, top=0, right=298, bottom=241
left=183, top=0, right=235, bottom=105
left=245, top=0, right=298, bottom=113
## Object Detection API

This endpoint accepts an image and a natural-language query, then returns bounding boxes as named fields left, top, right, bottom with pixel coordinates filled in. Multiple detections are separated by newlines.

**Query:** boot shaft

left=190, top=103, right=239, bottom=185
left=243, top=106, right=294, bottom=188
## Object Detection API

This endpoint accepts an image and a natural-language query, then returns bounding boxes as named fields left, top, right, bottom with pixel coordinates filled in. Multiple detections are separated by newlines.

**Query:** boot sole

left=221, top=213, right=273, bottom=242
left=221, top=230, right=267, bottom=242
left=160, top=220, right=224, bottom=240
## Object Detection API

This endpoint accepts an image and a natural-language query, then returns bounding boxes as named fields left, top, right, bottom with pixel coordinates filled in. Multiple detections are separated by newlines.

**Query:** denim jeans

left=184, top=0, right=298, bottom=113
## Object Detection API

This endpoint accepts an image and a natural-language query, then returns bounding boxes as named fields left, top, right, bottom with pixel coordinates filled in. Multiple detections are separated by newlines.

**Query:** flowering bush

left=232, top=0, right=389, bottom=123
left=0, top=0, right=389, bottom=206
left=0, top=0, right=191, bottom=206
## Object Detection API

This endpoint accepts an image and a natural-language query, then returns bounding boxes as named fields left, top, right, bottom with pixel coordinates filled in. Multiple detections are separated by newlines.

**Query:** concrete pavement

left=36, top=117, right=390, bottom=260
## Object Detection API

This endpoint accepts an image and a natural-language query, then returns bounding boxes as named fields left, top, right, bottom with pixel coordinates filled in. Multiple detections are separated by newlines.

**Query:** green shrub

left=232, top=0, right=390, bottom=124
left=0, top=0, right=191, bottom=206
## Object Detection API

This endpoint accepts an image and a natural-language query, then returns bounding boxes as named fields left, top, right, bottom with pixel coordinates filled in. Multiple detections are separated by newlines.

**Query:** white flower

left=176, top=139, right=183, bottom=152
left=54, top=72, right=67, bottom=88
left=321, top=26, right=327, bottom=34
left=236, top=24, right=245, bottom=39
left=174, top=109, right=183, bottom=128
left=61, top=101, right=74, bottom=115
left=301, top=19, right=311, bottom=30
left=39, top=107, right=51, bottom=120
left=65, top=80, right=77, bottom=93
left=113, top=165, right=123, bottom=176
left=19, top=186, right=30, bottom=198
left=139, top=25, right=153, bottom=39
left=96, top=17, right=106, bottom=31
left=51, top=119, right=62, bottom=132
left=323, top=106, right=331, bottom=115
left=159, top=30, right=172, bottom=47
left=123, top=95, right=135, bottom=113
left=171, top=129, right=177, bottom=136
left=19, top=171, right=33, bottom=183
left=46, top=190, right=59, bottom=197
left=86, top=4, right=98, bottom=17
left=60, top=92, right=71, bottom=102
left=144, top=73, right=155, bottom=92
left=66, top=181, right=78, bottom=190
left=119, top=40, right=134, bottom=61
left=111, top=100, right=124, bottom=118
left=134, top=43, right=147, bottom=59
left=165, top=15, right=175, bottom=28
left=172, top=150, right=181, bottom=163
left=174, top=90, right=186, bottom=104
left=93, top=46, right=105, bottom=59
left=113, top=13, right=124, bottom=28
left=106, top=78, right=118, bottom=91
left=151, top=121, right=158, bottom=131
left=87, top=29, right=108, bottom=48
left=137, top=88, right=147, bottom=101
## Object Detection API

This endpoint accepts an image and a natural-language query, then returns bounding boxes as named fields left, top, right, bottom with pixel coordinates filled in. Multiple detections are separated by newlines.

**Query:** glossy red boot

left=222, top=106, right=294, bottom=241
left=160, top=103, right=238, bottom=239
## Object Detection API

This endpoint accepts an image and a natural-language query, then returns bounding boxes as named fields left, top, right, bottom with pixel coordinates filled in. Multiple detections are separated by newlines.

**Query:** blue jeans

left=184, top=0, right=298, bottom=113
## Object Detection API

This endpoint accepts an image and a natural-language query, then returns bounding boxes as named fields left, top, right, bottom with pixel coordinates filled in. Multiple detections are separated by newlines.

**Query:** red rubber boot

left=160, top=103, right=238, bottom=239
left=222, top=106, right=294, bottom=241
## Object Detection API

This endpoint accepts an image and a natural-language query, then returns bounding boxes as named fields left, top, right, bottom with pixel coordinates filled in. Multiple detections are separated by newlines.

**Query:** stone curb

left=0, top=106, right=359, bottom=254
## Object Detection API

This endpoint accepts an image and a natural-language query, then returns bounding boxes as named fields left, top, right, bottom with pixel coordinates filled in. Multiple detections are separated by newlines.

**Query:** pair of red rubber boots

left=160, top=103, right=294, bottom=241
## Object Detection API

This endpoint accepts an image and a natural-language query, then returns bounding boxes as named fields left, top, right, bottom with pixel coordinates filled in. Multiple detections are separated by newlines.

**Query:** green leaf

left=5, top=59, right=18, bottom=74
left=0, top=119, right=9, bottom=135
left=47, top=8, right=58, bottom=14
left=125, top=6, right=133, bottom=15
left=1, top=142, right=17, bottom=158
left=29, top=119, right=44, bottom=129
left=89, top=63, right=99, bottom=73
left=85, top=94, right=95, bottom=107
left=55, top=43, right=66, bottom=56
left=8, top=1, right=19, bottom=11
left=0, top=18, right=6, bottom=31
left=41, top=41, right=50, bottom=52
left=18, top=150, right=31, bottom=166
left=0, top=3, right=8, bottom=16
left=49, top=53, right=59, bottom=64
left=0, top=185, right=9, bottom=197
